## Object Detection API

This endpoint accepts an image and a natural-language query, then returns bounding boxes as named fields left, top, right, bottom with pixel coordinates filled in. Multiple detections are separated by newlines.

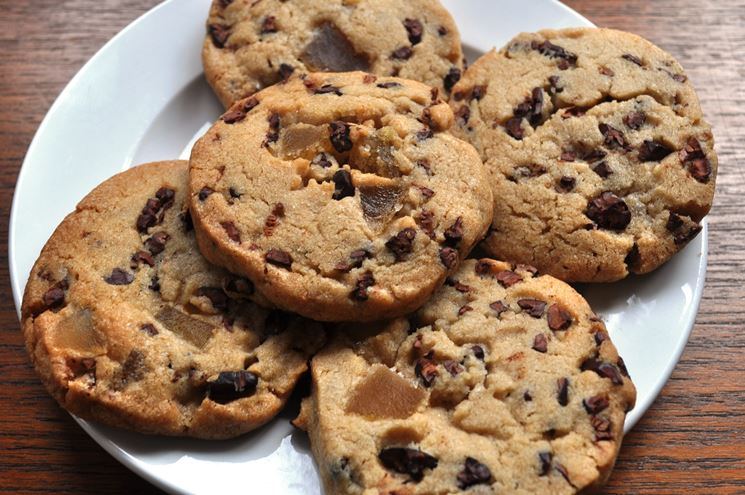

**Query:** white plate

left=9, top=0, right=707, bottom=493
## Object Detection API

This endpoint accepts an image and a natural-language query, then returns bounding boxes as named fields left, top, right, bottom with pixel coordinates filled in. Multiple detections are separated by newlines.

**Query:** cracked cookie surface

left=21, top=161, right=324, bottom=439
left=203, top=0, right=464, bottom=108
left=296, top=259, right=636, bottom=494
left=189, top=72, right=493, bottom=322
left=450, top=28, right=717, bottom=282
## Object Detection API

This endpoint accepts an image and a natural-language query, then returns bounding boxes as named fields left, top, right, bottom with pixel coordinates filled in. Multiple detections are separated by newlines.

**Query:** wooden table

left=1, top=1, right=743, bottom=493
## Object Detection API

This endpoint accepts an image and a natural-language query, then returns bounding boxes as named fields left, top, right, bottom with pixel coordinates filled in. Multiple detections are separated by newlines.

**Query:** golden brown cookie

left=203, top=0, right=464, bottom=108
left=22, top=161, right=324, bottom=439
left=297, top=259, right=636, bottom=494
left=189, top=72, right=493, bottom=322
left=450, top=28, right=717, bottom=282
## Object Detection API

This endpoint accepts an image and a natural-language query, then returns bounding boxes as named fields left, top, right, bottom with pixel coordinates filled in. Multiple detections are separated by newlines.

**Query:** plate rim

left=7, top=0, right=705, bottom=493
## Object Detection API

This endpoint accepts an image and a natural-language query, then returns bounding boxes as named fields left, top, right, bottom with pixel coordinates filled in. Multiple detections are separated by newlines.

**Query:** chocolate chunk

left=223, top=277, right=254, bottom=297
left=42, top=286, right=65, bottom=309
left=518, top=298, right=546, bottom=318
left=556, top=176, right=576, bottom=193
left=278, top=63, right=294, bottom=82
left=263, top=113, right=280, bottom=146
left=599, top=123, right=629, bottom=150
left=403, top=18, right=424, bottom=45
left=265, top=248, right=292, bottom=269
left=528, top=87, right=544, bottom=125
left=207, top=371, right=258, bottom=404
left=538, top=452, right=553, bottom=476
left=639, top=140, right=673, bottom=162
left=456, top=457, right=492, bottom=489
left=562, top=106, right=587, bottom=118
left=548, top=75, right=563, bottom=95
left=130, top=250, right=155, bottom=269
left=443, top=360, right=463, bottom=376
left=591, top=416, right=614, bottom=441
left=679, top=137, right=712, bottom=183
left=415, top=352, right=438, bottom=387
left=198, top=186, right=215, bottom=201
left=623, top=111, right=646, bottom=130
left=592, top=161, right=612, bottom=178
left=532, top=40, right=578, bottom=68
left=495, top=270, right=522, bottom=288
left=439, top=247, right=457, bottom=269
left=141, top=323, right=158, bottom=336
left=666, top=211, right=684, bottom=232
left=475, top=259, right=493, bottom=275
left=532, top=333, right=548, bottom=353
left=418, top=209, right=436, bottom=239
left=335, top=249, right=371, bottom=272
left=376, top=81, right=401, bottom=89
left=208, top=24, right=230, bottom=48
left=331, top=169, right=355, bottom=200
left=557, top=377, right=569, bottom=406
left=584, top=149, right=608, bottom=163
left=378, top=447, right=437, bottom=482
left=443, top=217, right=464, bottom=246
left=220, top=221, right=241, bottom=243
left=196, top=287, right=229, bottom=312
left=625, top=243, right=641, bottom=271
left=470, top=85, right=487, bottom=100
left=455, top=105, right=470, bottom=125
left=583, top=394, right=610, bottom=414
left=350, top=271, right=375, bottom=301
left=489, top=300, right=508, bottom=316
left=314, top=84, right=343, bottom=96
left=386, top=228, right=416, bottom=261
left=144, top=231, right=169, bottom=256
left=260, top=15, right=278, bottom=34
left=437, top=26, right=448, bottom=36
left=599, top=66, right=615, bottom=76
left=581, top=357, right=623, bottom=385
left=104, top=268, right=134, bottom=286
left=472, top=345, right=485, bottom=360
left=622, top=53, right=643, bottom=66
left=586, top=192, right=631, bottom=231
left=229, top=187, right=243, bottom=199
left=524, top=391, right=533, bottom=401
left=312, top=152, right=332, bottom=168
left=391, top=46, right=413, bottom=60
left=547, top=304, right=572, bottom=330
left=329, top=121, right=353, bottom=152
left=595, top=331, right=609, bottom=346
left=560, top=151, right=576, bottom=162
left=505, top=117, right=524, bottom=140
left=618, top=357, right=630, bottom=377
left=222, top=108, right=246, bottom=124
left=117, top=350, right=146, bottom=388
left=136, top=205, right=158, bottom=233
left=416, top=127, right=433, bottom=141
left=300, top=23, right=369, bottom=72
left=443, top=67, right=461, bottom=93
left=457, top=305, right=472, bottom=316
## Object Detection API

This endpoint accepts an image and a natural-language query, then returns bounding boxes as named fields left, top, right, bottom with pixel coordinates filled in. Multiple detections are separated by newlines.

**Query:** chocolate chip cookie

left=450, top=28, right=717, bottom=282
left=203, top=0, right=464, bottom=107
left=295, top=259, right=636, bottom=494
left=21, top=161, right=324, bottom=439
left=189, top=72, right=493, bottom=322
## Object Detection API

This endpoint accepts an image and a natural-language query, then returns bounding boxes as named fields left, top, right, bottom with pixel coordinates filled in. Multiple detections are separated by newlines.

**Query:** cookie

left=203, top=0, right=464, bottom=108
left=21, top=161, right=324, bottom=439
left=189, top=72, right=493, bottom=322
left=450, top=28, right=717, bottom=282
left=296, top=259, right=636, bottom=494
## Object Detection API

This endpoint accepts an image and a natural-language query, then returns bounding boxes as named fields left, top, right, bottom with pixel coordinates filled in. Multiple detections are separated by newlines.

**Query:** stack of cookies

left=21, top=0, right=717, bottom=493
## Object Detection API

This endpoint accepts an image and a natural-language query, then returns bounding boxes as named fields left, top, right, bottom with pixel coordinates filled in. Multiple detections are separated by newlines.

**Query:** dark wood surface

left=1, top=1, right=743, bottom=493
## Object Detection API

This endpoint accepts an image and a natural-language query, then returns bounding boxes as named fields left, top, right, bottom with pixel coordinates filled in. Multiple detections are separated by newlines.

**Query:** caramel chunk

left=346, top=365, right=425, bottom=419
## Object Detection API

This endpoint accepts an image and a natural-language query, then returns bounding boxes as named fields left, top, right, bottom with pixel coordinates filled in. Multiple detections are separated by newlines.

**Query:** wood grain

left=1, top=0, right=743, bottom=493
